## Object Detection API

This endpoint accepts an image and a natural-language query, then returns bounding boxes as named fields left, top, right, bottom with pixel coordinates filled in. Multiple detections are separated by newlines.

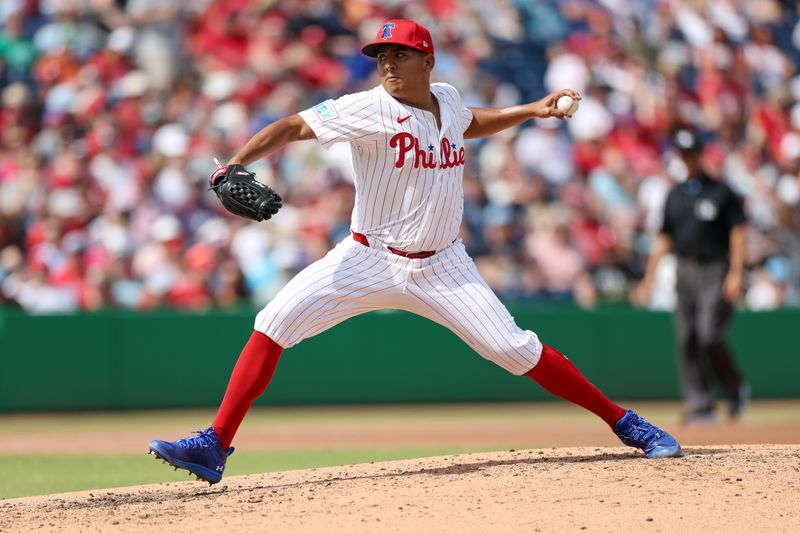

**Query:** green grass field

left=0, top=404, right=534, bottom=499
left=1, top=447, right=492, bottom=499
left=2, top=401, right=798, bottom=500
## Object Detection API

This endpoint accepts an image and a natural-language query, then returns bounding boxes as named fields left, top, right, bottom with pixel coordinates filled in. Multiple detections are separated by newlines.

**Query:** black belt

left=678, top=255, right=726, bottom=264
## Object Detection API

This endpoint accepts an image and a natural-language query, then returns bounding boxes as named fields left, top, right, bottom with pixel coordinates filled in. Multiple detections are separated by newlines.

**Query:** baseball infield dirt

left=2, top=444, right=798, bottom=532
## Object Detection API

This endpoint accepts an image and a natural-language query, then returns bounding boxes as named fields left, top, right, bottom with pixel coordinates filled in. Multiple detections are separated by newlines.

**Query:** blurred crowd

left=1, top=0, right=799, bottom=313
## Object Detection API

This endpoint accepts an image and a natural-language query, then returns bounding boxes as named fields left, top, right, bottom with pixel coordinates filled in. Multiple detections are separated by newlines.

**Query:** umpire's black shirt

left=661, top=173, right=747, bottom=261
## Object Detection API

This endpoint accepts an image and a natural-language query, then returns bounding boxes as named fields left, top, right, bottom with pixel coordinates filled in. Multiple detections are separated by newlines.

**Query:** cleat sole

left=646, top=446, right=684, bottom=459
left=147, top=440, right=224, bottom=484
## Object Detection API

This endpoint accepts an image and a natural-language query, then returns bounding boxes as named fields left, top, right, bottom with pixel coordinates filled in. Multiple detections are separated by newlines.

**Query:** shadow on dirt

left=679, top=447, right=734, bottom=456
left=15, top=447, right=733, bottom=512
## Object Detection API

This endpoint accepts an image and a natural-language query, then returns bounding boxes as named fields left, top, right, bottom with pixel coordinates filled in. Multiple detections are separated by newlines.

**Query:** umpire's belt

left=352, top=232, right=437, bottom=259
left=678, top=255, right=726, bottom=265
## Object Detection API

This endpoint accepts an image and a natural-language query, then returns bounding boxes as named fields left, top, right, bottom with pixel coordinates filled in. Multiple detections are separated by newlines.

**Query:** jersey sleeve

left=459, top=103, right=474, bottom=133
left=660, top=190, right=676, bottom=237
left=298, top=91, right=378, bottom=149
left=432, top=83, right=474, bottom=134
left=722, top=187, right=748, bottom=229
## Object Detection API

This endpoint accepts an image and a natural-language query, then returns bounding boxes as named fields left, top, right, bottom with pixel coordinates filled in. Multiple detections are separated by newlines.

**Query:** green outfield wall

left=0, top=307, right=797, bottom=412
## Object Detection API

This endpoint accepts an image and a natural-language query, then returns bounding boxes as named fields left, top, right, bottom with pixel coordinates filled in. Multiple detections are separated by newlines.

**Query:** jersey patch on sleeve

left=312, top=100, right=339, bottom=122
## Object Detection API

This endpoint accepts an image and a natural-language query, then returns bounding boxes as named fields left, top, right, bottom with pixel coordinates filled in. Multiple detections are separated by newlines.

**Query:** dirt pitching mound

left=2, top=445, right=798, bottom=532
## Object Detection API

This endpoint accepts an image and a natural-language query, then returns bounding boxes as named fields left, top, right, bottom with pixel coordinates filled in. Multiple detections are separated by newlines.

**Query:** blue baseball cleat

left=614, top=410, right=683, bottom=459
left=148, top=428, right=234, bottom=485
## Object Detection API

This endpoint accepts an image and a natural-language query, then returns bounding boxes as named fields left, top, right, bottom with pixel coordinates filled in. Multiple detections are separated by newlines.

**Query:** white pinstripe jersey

left=298, top=83, right=474, bottom=253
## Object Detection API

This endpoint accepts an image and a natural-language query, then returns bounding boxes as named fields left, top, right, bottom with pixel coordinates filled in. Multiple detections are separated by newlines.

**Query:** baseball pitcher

left=150, top=19, right=682, bottom=485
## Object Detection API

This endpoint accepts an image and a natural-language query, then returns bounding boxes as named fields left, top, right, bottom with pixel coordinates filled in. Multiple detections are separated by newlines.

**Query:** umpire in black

left=637, top=129, right=749, bottom=424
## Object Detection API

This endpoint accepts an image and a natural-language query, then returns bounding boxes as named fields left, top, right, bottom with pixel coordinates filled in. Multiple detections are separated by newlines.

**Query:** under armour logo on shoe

left=216, top=465, right=224, bottom=472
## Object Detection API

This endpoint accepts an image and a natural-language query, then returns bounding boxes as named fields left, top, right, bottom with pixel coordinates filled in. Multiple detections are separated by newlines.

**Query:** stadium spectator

left=0, top=0, right=798, bottom=313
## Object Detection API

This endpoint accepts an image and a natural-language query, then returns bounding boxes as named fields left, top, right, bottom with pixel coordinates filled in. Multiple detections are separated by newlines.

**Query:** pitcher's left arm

left=464, top=89, right=580, bottom=139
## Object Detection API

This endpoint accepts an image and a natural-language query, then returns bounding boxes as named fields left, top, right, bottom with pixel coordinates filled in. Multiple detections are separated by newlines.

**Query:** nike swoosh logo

left=397, top=115, right=412, bottom=124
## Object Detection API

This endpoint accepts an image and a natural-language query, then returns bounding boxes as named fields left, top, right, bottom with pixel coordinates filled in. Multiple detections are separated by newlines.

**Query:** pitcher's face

left=376, top=45, right=434, bottom=99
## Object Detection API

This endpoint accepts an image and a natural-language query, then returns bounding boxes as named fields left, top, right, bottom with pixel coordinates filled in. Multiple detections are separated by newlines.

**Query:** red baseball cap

left=361, top=19, right=434, bottom=57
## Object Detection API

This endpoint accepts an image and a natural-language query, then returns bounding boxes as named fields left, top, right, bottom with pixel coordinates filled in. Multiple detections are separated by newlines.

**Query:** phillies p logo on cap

left=362, top=19, right=435, bottom=57
left=380, top=23, right=395, bottom=40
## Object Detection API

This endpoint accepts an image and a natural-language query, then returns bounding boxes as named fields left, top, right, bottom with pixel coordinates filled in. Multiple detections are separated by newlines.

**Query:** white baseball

left=556, top=95, right=579, bottom=116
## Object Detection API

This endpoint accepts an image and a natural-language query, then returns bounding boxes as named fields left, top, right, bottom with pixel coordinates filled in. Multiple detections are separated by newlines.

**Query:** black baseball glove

left=209, top=164, right=282, bottom=222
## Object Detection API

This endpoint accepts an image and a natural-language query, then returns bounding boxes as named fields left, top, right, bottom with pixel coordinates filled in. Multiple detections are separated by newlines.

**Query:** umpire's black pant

left=674, top=258, right=744, bottom=413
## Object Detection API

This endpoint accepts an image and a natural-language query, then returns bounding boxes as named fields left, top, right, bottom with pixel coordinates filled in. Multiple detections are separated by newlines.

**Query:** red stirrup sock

left=525, top=344, right=626, bottom=429
left=212, top=331, right=283, bottom=448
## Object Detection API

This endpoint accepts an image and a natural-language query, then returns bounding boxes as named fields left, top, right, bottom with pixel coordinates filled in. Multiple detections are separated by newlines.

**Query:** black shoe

left=682, top=406, right=716, bottom=426
left=729, top=383, right=750, bottom=419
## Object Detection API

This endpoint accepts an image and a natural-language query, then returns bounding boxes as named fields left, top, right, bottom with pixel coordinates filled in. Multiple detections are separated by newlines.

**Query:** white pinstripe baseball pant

left=254, top=235, right=542, bottom=375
